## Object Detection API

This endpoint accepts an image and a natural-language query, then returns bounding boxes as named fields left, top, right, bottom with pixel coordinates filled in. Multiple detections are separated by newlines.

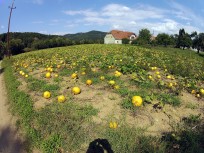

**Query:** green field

left=2, top=44, right=204, bottom=153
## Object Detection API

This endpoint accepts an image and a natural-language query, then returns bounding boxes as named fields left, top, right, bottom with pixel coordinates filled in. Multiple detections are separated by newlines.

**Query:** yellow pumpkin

left=132, top=96, right=143, bottom=107
left=71, top=73, right=78, bottom=79
left=166, top=75, right=171, bottom=79
left=114, top=71, right=122, bottom=77
left=199, top=89, right=204, bottom=95
left=109, top=122, right=117, bottom=129
left=72, top=87, right=81, bottom=95
left=57, top=95, right=66, bottom=103
left=45, top=72, right=51, bottom=78
left=43, top=91, right=51, bottom=99
left=100, top=76, right=105, bottom=80
left=109, top=80, right=115, bottom=86
left=86, top=79, right=92, bottom=85
left=155, top=71, right=160, bottom=75
left=114, top=85, right=120, bottom=90
left=81, top=72, right=86, bottom=75
left=191, top=90, right=196, bottom=94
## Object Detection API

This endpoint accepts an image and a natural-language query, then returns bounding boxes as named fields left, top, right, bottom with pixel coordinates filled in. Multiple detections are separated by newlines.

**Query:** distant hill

left=63, top=30, right=107, bottom=42
left=0, top=31, right=107, bottom=43
left=0, top=32, right=60, bottom=46
left=0, top=32, right=59, bottom=41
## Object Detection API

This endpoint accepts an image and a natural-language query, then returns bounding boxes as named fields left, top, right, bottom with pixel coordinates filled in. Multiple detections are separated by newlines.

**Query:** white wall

left=114, top=40, right=122, bottom=44
left=104, top=34, right=115, bottom=44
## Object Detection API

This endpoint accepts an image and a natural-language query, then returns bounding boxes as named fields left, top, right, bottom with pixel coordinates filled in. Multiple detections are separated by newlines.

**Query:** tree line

left=123, top=28, right=204, bottom=54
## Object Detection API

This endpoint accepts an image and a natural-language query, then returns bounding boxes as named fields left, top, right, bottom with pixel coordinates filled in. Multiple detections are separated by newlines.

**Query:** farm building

left=104, top=30, right=137, bottom=44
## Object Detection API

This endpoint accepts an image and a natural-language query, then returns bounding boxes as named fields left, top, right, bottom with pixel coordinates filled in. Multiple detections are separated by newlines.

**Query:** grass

left=35, top=102, right=98, bottom=152
left=102, top=125, right=166, bottom=153
left=27, top=77, right=59, bottom=92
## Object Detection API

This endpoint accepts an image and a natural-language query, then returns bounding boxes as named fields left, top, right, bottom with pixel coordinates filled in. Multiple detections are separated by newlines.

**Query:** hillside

left=63, top=30, right=107, bottom=41
left=2, top=44, right=204, bottom=152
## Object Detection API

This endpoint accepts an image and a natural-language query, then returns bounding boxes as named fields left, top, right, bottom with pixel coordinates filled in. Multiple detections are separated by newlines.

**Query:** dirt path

left=0, top=61, right=26, bottom=153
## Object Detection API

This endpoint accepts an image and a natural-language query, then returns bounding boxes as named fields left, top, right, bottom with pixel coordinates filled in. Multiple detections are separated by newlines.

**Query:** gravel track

left=0, top=61, right=26, bottom=153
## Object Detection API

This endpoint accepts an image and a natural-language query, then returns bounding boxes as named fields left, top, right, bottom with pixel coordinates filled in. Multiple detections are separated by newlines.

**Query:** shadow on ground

left=0, top=126, right=27, bottom=153
left=86, top=138, right=114, bottom=153
left=0, top=68, right=4, bottom=75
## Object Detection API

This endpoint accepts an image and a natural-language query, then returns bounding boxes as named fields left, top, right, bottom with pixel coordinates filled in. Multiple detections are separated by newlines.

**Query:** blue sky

left=0, top=0, right=204, bottom=35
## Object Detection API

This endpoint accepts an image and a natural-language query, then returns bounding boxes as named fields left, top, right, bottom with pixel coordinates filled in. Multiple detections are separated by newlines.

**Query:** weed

left=162, top=112, right=204, bottom=153
left=157, top=93, right=181, bottom=106
left=36, top=102, right=98, bottom=152
left=185, top=103, right=198, bottom=109
left=103, top=125, right=166, bottom=153
left=42, top=134, right=62, bottom=153
left=59, top=68, right=71, bottom=76
left=182, top=114, right=201, bottom=126
left=108, top=95, right=117, bottom=100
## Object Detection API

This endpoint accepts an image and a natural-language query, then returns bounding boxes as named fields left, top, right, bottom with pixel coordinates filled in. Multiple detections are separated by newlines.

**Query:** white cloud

left=102, top=4, right=131, bottom=17
left=151, top=19, right=179, bottom=34
left=102, top=4, right=165, bottom=20
left=39, top=30, right=48, bottom=34
left=129, top=21, right=137, bottom=26
left=112, top=24, right=121, bottom=29
left=63, top=4, right=163, bottom=34
left=63, top=10, right=98, bottom=17
left=63, top=2, right=203, bottom=34
left=32, top=0, right=44, bottom=5
left=52, top=32, right=67, bottom=35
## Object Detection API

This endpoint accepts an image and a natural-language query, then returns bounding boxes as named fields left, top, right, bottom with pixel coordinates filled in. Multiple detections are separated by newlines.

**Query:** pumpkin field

left=2, top=44, right=204, bottom=153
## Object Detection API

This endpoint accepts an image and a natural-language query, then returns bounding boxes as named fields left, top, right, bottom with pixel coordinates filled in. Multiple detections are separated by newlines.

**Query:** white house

left=104, top=30, right=137, bottom=44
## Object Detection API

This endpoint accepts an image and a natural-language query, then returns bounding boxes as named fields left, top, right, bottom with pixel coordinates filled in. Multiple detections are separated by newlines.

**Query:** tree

left=0, top=41, right=6, bottom=60
left=156, top=33, right=171, bottom=47
left=0, top=33, right=7, bottom=42
left=137, top=29, right=151, bottom=45
left=169, top=35, right=177, bottom=46
left=122, top=38, right=129, bottom=44
left=192, top=33, right=204, bottom=54
left=176, top=29, right=192, bottom=49
left=190, top=31, right=197, bottom=38
left=131, top=39, right=137, bottom=45
left=10, top=39, right=24, bottom=55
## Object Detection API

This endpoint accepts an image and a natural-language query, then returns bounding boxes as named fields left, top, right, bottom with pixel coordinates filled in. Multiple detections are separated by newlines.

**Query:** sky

left=0, top=0, right=204, bottom=35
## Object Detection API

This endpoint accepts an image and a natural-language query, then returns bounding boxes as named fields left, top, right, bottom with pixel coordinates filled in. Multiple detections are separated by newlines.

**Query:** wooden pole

left=7, top=0, right=16, bottom=58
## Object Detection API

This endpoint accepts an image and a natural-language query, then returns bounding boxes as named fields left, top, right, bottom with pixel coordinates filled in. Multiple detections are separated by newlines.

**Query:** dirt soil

left=0, top=61, right=26, bottom=153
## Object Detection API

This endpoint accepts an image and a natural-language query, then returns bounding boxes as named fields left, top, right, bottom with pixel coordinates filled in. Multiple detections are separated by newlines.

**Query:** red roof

left=109, top=30, right=136, bottom=40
